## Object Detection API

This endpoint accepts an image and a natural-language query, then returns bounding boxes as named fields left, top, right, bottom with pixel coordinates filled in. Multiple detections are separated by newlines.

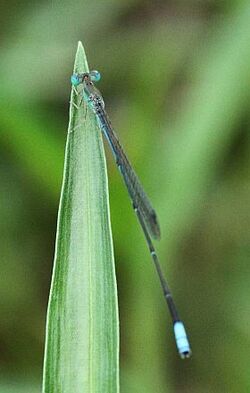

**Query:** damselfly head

left=71, top=71, right=101, bottom=86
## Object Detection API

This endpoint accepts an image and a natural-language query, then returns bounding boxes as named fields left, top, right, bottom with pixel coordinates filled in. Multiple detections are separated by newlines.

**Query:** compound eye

left=71, top=74, right=81, bottom=86
left=90, top=70, right=101, bottom=82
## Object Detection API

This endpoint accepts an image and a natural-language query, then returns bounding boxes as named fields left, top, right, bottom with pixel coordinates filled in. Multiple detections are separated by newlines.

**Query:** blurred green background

left=1, top=1, right=250, bottom=392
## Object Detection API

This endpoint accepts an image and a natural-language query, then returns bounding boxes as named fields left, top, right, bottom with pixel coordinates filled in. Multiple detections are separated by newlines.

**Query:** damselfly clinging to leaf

left=71, top=70, right=191, bottom=359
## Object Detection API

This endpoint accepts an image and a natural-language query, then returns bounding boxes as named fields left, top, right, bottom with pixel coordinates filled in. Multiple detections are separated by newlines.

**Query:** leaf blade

left=43, top=41, right=119, bottom=393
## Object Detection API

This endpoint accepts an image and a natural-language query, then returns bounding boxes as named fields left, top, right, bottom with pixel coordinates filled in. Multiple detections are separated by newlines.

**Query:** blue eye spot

left=71, top=74, right=80, bottom=86
left=90, top=70, right=101, bottom=82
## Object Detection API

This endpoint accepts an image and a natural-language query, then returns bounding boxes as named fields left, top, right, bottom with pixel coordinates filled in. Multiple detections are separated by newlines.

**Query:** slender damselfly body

left=71, top=70, right=191, bottom=359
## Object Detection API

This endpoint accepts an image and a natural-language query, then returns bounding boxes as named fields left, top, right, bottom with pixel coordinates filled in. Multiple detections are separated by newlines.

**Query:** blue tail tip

left=173, top=321, right=192, bottom=359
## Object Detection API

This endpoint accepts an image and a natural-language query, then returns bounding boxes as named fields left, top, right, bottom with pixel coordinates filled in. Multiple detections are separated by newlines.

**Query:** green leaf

left=42, top=42, right=119, bottom=393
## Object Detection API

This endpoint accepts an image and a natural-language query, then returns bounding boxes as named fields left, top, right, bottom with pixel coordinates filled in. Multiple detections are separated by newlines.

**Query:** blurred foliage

left=0, top=1, right=250, bottom=392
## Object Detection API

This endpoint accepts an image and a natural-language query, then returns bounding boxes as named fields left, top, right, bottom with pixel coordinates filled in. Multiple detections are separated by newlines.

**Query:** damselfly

left=71, top=70, right=191, bottom=359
